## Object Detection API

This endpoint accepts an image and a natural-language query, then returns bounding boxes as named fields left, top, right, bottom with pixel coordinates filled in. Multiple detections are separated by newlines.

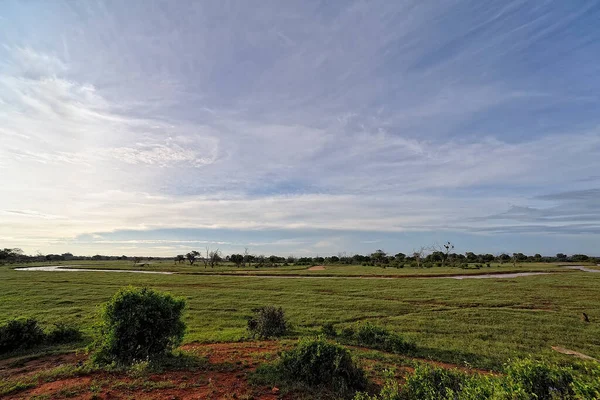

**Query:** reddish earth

left=2, top=342, right=288, bottom=400
left=1, top=341, right=493, bottom=399
left=307, top=265, right=326, bottom=271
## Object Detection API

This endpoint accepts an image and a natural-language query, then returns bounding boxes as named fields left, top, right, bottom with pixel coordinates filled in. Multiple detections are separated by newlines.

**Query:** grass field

left=2, top=261, right=599, bottom=371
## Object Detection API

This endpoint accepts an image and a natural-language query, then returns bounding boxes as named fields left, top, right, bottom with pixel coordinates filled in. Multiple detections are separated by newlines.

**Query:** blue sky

left=1, top=1, right=599, bottom=257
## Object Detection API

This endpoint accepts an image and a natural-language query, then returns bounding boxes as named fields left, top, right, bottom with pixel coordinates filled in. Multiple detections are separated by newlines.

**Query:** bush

left=402, top=365, right=467, bottom=400
left=247, top=306, right=288, bottom=338
left=321, top=322, right=337, bottom=338
left=279, top=336, right=367, bottom=395
left=503, top=358, right=575, bottom=399
left=46, top=323, right=83, bottom=344
left=341, top=322, right=415, bottom=354
left=0, top=319, right=45, bottom=354
left=92, top=287, right=186, bottom=365
left=356, top=359, right=591, bottom=400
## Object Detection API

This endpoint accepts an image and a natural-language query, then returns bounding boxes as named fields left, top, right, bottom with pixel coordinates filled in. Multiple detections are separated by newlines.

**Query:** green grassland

left=2, top=261, right=599, bottom=371
left=12, top=259, right=593, bottom=275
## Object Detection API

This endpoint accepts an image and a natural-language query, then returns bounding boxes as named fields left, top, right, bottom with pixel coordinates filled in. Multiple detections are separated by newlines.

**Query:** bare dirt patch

left=552, top=346, right=599, bottom=361
left=307, top=265, right=326, bottom=271
left=2, top=341, right=497, bottom=399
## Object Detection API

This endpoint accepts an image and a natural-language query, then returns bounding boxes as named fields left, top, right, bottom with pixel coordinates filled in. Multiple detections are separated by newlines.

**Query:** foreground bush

left=354, top=358, right=599, bottom=400
left=502, top=358, right=575, bottom=399
left=92, top=287, right=186, bottom=365
left=247, top=306, right=288, bottom=338
left=0, top=319, right=46, bottom=354
left=278, top=336, right=367, bottom=395
left=341, top=322, right=415, bottom=354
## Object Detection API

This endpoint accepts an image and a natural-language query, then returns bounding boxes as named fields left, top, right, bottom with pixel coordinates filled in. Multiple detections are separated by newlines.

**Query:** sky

left=1, top=1, right=600, bottom=257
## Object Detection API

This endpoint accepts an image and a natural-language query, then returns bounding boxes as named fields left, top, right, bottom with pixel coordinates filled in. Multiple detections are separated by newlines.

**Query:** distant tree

left=511, top=253, right=527, bottom=267
left=481, top=254, right=495, bottom=263
left=230, top=254, right=244, bottom=267
left=394, top=253, right=406, bottom=262
left=571, top=254, right=589, bottom=262
left=413, top=247, right=426, bottom=268
left=556, top=253, right=568, bottom=260
left=498, top=253, right=510, bottom=263
left=132, top=257, right=141, bottom=265
left=243, top=247, right=251, bottom=268
left=209, top=249, right=221, bottom=268
left=465, top=252, right=477, bottom=262
left=186, top=251, right=200, bottom=265
left=370, top=250, right=387, bottom=265
left=533, top=254, right=542, bottom=262
left=437, top=242, right=454, bottom=268
left=174, top=254, right=185, bottom=264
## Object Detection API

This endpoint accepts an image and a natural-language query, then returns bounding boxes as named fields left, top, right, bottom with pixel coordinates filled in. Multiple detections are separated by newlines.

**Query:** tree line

left=1, top=246, right=597, bottom=267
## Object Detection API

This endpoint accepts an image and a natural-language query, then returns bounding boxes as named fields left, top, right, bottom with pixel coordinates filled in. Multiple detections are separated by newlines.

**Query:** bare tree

left=244, top=247, right=251, bottom=268
left=412, top=247, right=427, bottom=268
left=431, top=241, right=454, bottom=268
left=133, top=257, right=141, bottom=266
left=208, top=248, right=221, bottom=268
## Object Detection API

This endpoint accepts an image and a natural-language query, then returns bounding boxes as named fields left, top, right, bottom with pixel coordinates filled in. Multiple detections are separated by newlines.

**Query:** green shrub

left=92, top=287, right=186, bottom=365
left=502, top=358, right=575, bottom=399
left=402, top=365, right=467, bottom=400
left=279, top=336, right=367, bottom=395
left=341, top=322, right=415, bottom=354
left=46, top=323, right=83, bottom=344
left=247, top=306, right=288, bottom=338
left=357, top=359, right=591, bottom=400
left=0, top=318, right=46, bottom=354
left=321, top=322, right=337, bottom=337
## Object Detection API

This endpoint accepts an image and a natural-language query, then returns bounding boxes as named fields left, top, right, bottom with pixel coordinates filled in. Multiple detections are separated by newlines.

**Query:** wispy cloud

left=1, top=1, right=599, bottom=255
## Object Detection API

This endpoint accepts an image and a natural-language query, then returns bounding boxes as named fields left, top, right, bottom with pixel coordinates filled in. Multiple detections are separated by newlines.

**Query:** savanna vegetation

left=1, top=249, right=599, bottom=398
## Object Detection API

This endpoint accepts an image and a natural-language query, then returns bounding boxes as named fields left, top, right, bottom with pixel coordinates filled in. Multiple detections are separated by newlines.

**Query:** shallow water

left=14, top=265, right=172, bottom=275
left=561, top=265, right=600, bottom=273
left=440, top=272, right=550, bottom=280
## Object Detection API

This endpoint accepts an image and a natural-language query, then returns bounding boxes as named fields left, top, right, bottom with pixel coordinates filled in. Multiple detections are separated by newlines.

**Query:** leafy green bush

left=321, top=322, right=337, bottom=337
left=247, top=306, right=288, bottom=338
left=0, top=319, right=45, bottom=354
left=355, top=359, right=594, bottom=400
left=46, top=323, right=83, bottom=344
left=402, top=365, right=467, bottom=400
left=502, top=358, right=575, bottom=399
left=278, top=336, right=367, bottom=395
left=341, top=322, right=415, bottom=354
left=92, top=287, right=186, bottom=365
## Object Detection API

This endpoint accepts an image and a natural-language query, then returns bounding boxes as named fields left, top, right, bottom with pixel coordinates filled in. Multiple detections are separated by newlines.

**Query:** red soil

left=2, top=341, right=493, bottom=399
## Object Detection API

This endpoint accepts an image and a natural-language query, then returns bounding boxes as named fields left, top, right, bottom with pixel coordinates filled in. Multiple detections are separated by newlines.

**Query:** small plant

left=46, top=323, right=83, bottom=344
left=342, top=322, right=415, bottom=354
left=0, top=318, right=46, bottom=354
left=247, top=306, right=288, bottom=338
left=321, top=322, right=337, bottom=337
left=278, top=336, right=367, bottom=394
left=91, top=287, right=186, bottom=365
